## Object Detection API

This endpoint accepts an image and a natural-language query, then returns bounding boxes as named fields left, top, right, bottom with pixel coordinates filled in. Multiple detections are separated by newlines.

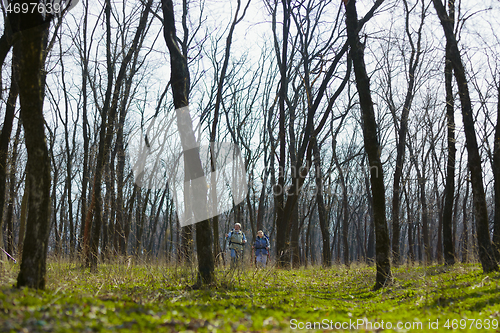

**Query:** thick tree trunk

left=432, top=0, right=498, bottom=273
left=14, top=10, right=52, bottom=289
left=345, top=0, right=391, bottom=289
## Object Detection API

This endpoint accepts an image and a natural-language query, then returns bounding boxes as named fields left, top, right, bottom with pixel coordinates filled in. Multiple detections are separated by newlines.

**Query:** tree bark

left=391, top=0, right=424, bottom=265
left=462, top=175, right=469, bottom=263
left=13, top=6, right=52, bottom=289
left=161, top=0, right=214, bottom=284
left=442, top=0, right=456, bottom=265
left=274, top=0, right=290, bottom=268
left=85, top=0, right=153, bottom=270
left=0, top=38, right=19, bottom=252
left=344, top=0, right=391, bottom=290
left=493, top=81, right=500, bottom=260
left=332, top=138, right=349, bottom=267
left=6, top=123, right=22, bottom=256
left=312, top=140, right=331, bottom=267
left=432, top=0, right=498, bottom=273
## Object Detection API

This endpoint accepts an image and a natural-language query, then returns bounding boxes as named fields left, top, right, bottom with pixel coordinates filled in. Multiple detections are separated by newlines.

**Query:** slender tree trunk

left=58, top=38, right=76, bottom=258
left=333, top=141, right=349, bottom=267
left=391, top=0, right=425, bottom=265
left=462, top=175, right=469, bottom=263
left=6, top=123, right=22, bottom=256
left=492, top=78, right=500, bottom=259
left=275, top=0, right=290, bottom=268
left=161, top=0, right=214, bottom=284
left=345, top=0, right=391, bottom=290
left=85, top=0, right=153, bottom=271
left=291, top=199, right=300, bottom=268
left=17, top=179, right=28, bottom=258
left=312, top=140, right=331, bottom=267
left=364, top=165, right=375, bottom=263
left=405, top=182, right=415, bottom=264
left=78, top=0, right=90, bottom=255
left=408, top=143, right=431, bottom=263
left=442, top=0, right=456, bottom=266
left=0, top=42, right=19, bottom=250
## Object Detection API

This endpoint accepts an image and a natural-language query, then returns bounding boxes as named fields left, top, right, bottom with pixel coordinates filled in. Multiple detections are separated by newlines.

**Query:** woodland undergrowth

left=1, top=258, right=500, bottom=332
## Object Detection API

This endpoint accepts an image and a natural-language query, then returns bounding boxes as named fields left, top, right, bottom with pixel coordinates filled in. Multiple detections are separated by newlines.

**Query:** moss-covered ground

left=1, top=260, right=500, bottom=332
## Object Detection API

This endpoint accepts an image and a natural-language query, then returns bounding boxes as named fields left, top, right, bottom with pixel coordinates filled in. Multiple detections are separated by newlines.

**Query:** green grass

left=1, top=260, right=500, bottom=332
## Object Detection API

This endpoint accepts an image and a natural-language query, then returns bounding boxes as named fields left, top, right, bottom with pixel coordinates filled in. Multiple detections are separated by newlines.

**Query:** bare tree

left=161, top=0, right=215, bottom=284
left=11, top=2, right=52, bottom=289
left=344, top=0, right=391, bottom=289
left=0, top=41, right=19, bottom=256
left=83, top=0, right=153, bottom=270
left=432, top=0, right=498, bottom=273
left=442, top=0, right=456, bottom=266
left=388, top=0, right=427, bottom=265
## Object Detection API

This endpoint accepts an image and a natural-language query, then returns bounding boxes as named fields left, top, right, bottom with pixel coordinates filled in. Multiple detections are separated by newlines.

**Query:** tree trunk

left=408, top=143, right=431, bottom=263
left=312, top=140, right=331, bottom=267
left=462, top=175, right=469, bottom=263
left=275, top=0, right=290, bottom=268
left=432, top=0, right=498, bottom=273
left=442, top=0, right=456, bottom=266
left=364, top=164, right=375, bottom=263
left=492, top=75, right=500, bottom=259
left=345, top=0, right=391, bottom=290
left=14, top=8, right=52, bottom=289
left=78, top=0, right=90, bottom=256
left=161, top=0, right=214, bottom=284
left=291, top=198, right=300, bottom=268
left=0, top=41, right=19, bottom=251
left=6, top=123, right=22, bottom=256
left=405, top=182, right=415, bottom=264
left=85, top=0, right=153, bottom=271
left=17, top=179, right=28, bottom=258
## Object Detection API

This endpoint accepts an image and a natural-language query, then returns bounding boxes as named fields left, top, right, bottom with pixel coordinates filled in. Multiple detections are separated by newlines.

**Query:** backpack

left=229, top=230, right=245, bottom=247
left=254, top=232, right=270, bottom=250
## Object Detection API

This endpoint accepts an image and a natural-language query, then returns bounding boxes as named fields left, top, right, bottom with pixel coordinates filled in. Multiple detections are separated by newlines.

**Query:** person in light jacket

left=226, top=223, right=247, bottom=267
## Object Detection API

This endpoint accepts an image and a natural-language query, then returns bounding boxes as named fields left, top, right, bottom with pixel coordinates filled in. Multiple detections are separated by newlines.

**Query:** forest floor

left=1, top=259, right=500, bottom=332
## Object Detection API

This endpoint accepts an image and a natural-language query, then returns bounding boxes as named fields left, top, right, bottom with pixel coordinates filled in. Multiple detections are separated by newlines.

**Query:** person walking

left=252, top=230, right=270, bottom=268
left=226, top=223, right=247, bottom=268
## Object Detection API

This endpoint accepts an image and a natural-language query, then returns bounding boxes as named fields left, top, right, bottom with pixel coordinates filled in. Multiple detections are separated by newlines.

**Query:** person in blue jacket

left=252, top=230, right=270, bottom=268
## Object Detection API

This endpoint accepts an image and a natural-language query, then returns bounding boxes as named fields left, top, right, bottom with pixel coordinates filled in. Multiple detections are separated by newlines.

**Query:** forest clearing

left=3, top=0, right=500, bottom=331
left=1, top=261, right=500, bottom=332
